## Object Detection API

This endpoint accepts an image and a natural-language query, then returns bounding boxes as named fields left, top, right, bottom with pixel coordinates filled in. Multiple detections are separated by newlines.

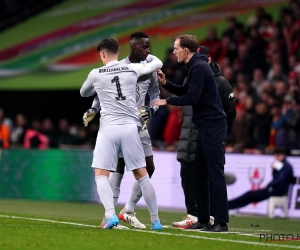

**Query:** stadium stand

left=0, top=0, right=299, bottom=155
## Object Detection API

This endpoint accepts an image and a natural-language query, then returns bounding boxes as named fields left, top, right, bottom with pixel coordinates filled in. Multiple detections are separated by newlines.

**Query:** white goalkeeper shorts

left=92, top=124, right=146, bottom=171
left=118, top=127, right=153, bottom=158
left=138, top=127, right=153, bottom=157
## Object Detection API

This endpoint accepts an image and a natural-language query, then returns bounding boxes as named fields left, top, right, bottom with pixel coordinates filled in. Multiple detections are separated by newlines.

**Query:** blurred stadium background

left=1, top=0, right=300, bottom=220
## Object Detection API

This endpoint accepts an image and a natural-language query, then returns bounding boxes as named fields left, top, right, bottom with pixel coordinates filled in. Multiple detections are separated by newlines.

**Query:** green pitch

left=0, top=199, right=300, bottom=250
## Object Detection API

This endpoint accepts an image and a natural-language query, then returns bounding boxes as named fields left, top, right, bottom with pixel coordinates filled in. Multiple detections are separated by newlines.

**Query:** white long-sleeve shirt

left=80, top=55, right=162, bottom=127
left=91, top=55, right=161, bottom=114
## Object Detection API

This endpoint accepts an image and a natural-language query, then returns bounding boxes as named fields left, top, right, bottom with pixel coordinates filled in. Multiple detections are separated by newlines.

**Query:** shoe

left=113, top=224, right=129, bottom=229
left=150, top=220, right=163, bottom=230
left=173, top=214, right=197, bottom=229
left=99, top=215, right=106, bottom=229
left=103, top=214, right=119, bottom=229
left=186, top=221, right=211, bottom=230
left=118, top=211, right=146, bottom=229
left=200, top=223, right=228, bottom=232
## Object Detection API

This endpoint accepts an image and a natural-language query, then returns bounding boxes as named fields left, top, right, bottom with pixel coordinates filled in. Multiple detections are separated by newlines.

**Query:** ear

left=130, top=40, right=136, bottom=49
left=131, top=44, right=136, bottom=51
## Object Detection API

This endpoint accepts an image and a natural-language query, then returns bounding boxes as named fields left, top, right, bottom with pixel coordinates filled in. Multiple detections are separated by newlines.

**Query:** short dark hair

left=97, top=37, right=119, bottom=54
left=130, top=31, right=148, bottom=40
left=175, top=34, right=198, bottom=52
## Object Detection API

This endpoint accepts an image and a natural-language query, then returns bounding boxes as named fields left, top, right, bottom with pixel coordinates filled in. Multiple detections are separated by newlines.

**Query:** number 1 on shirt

left=111, top=76, right=126, bottom=100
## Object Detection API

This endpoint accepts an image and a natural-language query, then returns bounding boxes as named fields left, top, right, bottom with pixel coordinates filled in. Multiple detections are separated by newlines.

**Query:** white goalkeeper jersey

left=120, top=56, right=160, bottom=112
left=80, top=55, right=162, bottom=128
left=91, top=56, right=160, bottom=116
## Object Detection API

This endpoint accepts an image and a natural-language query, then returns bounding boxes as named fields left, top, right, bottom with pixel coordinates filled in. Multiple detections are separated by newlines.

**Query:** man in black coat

left=154, top=35, right=229, bottom=232
left=228, top=147, right=294, bottom=209
left=173, top=46, right=236, bottom=229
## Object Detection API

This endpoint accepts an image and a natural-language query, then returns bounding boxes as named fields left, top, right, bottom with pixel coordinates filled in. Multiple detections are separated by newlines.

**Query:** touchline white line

left=0, top=214, right=99, bottom=228
left=0, top=214, right=299, bottom=249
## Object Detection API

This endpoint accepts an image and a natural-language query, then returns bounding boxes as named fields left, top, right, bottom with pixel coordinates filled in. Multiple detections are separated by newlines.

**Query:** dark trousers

left=180, top=162, right=215, bottom=217
left=193, top=121, right=228, bottom=224
left=180, top=162, right=197, bottom=217
left=228, top=188, right=275, bottom=209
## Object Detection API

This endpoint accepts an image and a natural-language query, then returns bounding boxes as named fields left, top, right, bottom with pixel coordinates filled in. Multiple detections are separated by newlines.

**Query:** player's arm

left=80, top=70, right=96, bottom=97
left=140, top=72, right=160, bottom=122
left=82, top=95, right=101, bottom=127
left=91, top=95, right=101, bottom=112
left=148, top=71, right=160, bottom=108
left=132, top=54, right=163, bottom=77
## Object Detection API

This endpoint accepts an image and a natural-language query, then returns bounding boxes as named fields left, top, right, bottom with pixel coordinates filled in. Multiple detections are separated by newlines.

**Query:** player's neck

left=128, top=54, right=139, bottom=63
left=103, top=57, right=118, bottom=66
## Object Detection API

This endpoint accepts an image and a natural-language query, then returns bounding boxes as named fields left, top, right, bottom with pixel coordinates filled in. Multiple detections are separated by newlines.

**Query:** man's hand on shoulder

left=82, top=107, right=98, bottom=127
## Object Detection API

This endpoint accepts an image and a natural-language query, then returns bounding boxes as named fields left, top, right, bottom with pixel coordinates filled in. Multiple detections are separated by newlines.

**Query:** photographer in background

left=228, top=147, right=294, bottom=210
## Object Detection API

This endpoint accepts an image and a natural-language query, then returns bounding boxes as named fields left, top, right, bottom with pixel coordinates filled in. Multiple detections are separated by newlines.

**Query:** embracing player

left=80, top=37, right=163, bottom=230
left=83, top=32, right=160, bottom=229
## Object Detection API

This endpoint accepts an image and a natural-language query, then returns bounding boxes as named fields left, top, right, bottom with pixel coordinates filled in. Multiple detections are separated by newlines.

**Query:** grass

left=0, top=199, right=300, bottom=250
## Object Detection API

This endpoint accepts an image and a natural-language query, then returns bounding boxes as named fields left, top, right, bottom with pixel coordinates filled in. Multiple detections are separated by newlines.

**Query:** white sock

left=109, top=172, right=123, bottom=206
left=95, top=175, right=115, bottom=218
left=137, top=174, right=159, bottom=223
left=125, top=181, right=142, bottom=213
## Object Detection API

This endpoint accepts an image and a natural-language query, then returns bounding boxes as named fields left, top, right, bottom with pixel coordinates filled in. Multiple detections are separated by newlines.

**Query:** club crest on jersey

left=138, top=74, right=151, bottom=82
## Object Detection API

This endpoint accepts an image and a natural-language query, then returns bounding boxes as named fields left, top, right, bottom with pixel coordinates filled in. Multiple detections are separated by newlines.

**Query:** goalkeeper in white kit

left=80, top=36, right=162, bottom=230
left=83, top=32, right=160, bottom=229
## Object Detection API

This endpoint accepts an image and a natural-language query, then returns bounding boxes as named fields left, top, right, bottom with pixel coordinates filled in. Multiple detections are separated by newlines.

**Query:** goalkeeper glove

left=83, top=107, right=98, bottom=127
left=140, top=106, right=154, bottom=122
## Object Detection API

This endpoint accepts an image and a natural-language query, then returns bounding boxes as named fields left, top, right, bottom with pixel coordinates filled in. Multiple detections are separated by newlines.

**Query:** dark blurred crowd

left=148, top=1, right=300, bottom=155
left=1, top=1, right=300, bottom=155
left=0, top=0, right=63, bottom=32
left=0, top=108, right=98, bottom=149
